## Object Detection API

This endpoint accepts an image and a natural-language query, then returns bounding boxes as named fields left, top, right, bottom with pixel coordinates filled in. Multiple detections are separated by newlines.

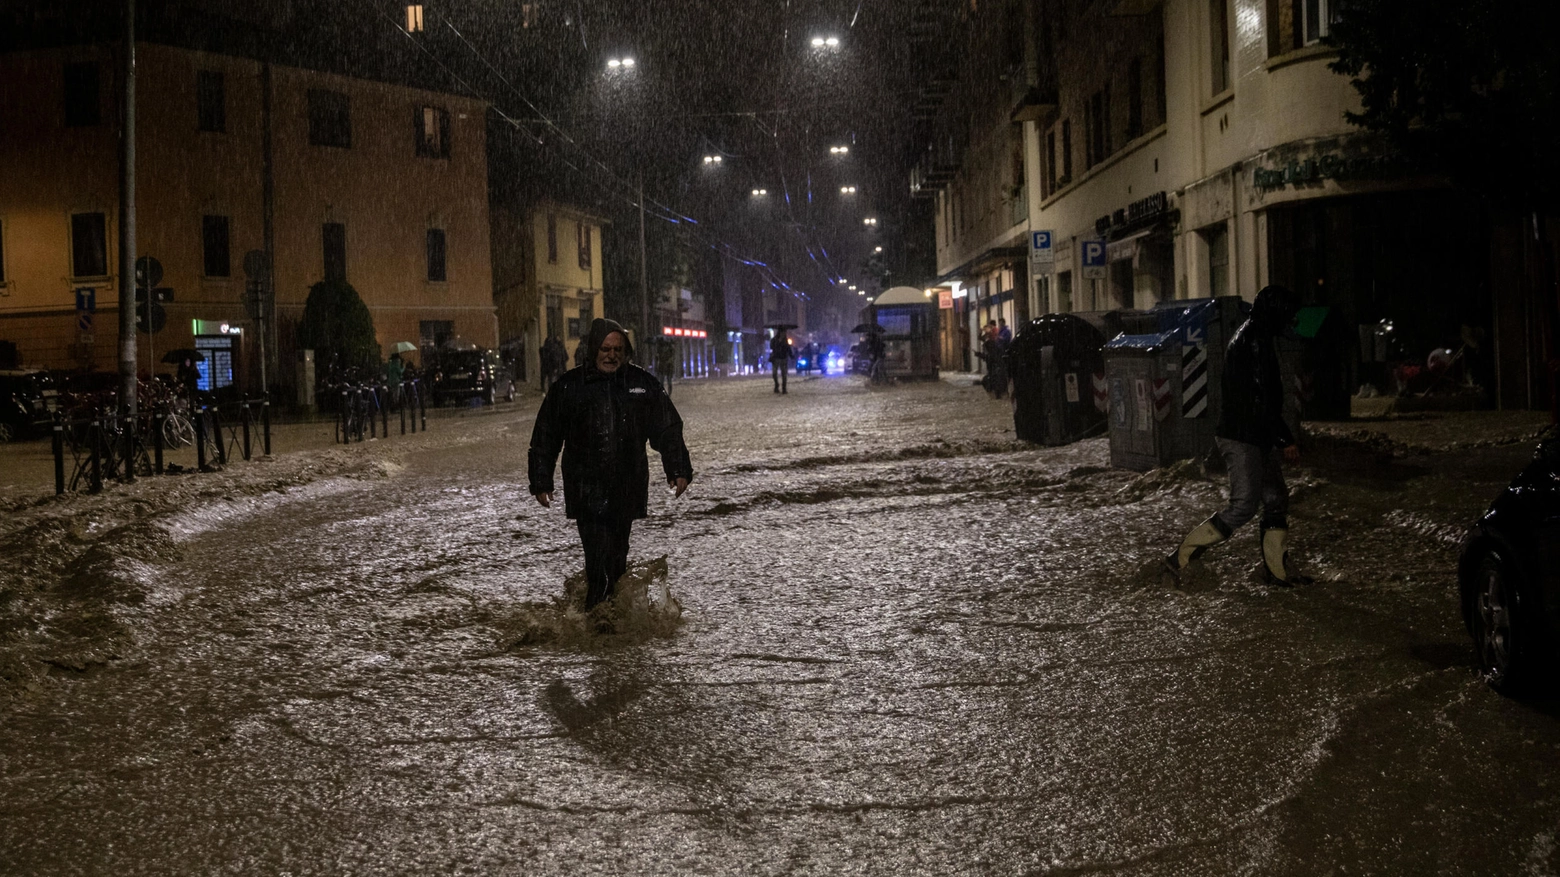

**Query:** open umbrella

left=764, top=323, right=799, bottom=331
left=851, top=323, right=886, bottom=334
left=391, top=341, right=418, bottom=354
left=161, top=348, right=205, bottom=364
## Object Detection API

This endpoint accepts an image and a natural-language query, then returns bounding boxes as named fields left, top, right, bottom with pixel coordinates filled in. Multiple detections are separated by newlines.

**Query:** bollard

left=339, top=389, right=349, bottom=444
left=408, top=382, right=418, bottom=433
left=120, top=414, right=135, bottom=483
left=52, top=414, right=65, bottom=495
left=400, top=393, right=407, bottom=435
left=212, top=406, right=227, bottom=465
left=241, top=397, right=252, bottom=461
left=196, top=407, right=208, bottom=471
left=153, top=410, right=165, bottom=475
left=89, top=420, right=103, bottom=493
left=380, top=385, right=389, bottom=437
left=366, top=388, right=377, bottom=440
left=419, top=381, right=427, bottom=431
left=262, top=396, right=272, bottom=456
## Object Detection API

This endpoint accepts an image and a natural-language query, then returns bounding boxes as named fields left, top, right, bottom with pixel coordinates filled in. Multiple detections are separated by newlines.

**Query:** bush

left=296, top=279, right=379, bottom=378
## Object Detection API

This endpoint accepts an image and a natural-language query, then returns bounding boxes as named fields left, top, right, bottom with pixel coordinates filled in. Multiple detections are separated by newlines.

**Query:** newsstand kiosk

left=1102, top=297, right=1246, bottom=471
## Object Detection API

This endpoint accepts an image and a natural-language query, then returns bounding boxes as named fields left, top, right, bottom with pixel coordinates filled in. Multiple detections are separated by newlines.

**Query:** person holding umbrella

left=768, top=325, right=796, bottom=394
left=528, top=318, right=694, bottom=619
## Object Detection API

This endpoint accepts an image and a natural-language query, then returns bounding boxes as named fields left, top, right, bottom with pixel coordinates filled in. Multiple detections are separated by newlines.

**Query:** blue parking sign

left=75, top=287, right=96, bottom=313
left=1082, top=239, right=1107, bottom=279
left=1029, top=230, right=1054, bottom=265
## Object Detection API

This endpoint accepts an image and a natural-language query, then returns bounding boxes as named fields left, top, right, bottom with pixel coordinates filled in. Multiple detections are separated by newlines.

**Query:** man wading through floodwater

left=529, top=319, right=694, bottom=620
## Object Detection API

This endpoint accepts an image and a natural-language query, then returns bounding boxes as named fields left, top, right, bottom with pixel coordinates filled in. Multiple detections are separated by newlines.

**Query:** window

left=1203, top=224, right=1230, bottom=297
left=1044, top=129, right=1058, bottom=195
left=70, top=212, right=107, bottom=277
left=202, top=215, right=231, bottom=277
left=546, top=213, right=558, bottom=263
left=197, top=70, right=226, bottom=132
left=1209, top=0, right=1231, bottom=94
left=308, top=89, right=352, bottom=148
left=1086, top=88, right=1110, bottom=168
left=323, top=222, right=346, bottom=281
left=1300, top=0, right=1334, bottom=45
left=579, top=296, right=593, bottom=327
left=521, top=3, right=541, bottom=27
left=1057, top=271, right=1073, bottom=313
left=406, top=4, right=424, bottom=32
left=1127, top=57, right=1143, bottom=140
left=577, top=222, right=592, bottom=270
left=1061, top=119, right=1073, bottom=182
left=415, top=106, right=450, bottom=158
left=426, top=228, right=447, bottom=281
left=420, top=320, right=453, bottom=349
left=63, top=62, right=100, bottom=127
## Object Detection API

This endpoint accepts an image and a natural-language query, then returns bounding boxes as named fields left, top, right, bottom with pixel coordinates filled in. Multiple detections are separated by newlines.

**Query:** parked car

left=1458, top=432, right=1560, bottom=693
left=0, top=368, right=59, bottom=442
left=430, top=348, right=515, bottom=407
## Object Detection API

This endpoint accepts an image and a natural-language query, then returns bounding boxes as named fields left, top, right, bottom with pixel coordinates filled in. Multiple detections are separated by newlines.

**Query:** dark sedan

left=1458, top=433, right=1560, bottom=693
left=430, top=348, right=515, bottom=407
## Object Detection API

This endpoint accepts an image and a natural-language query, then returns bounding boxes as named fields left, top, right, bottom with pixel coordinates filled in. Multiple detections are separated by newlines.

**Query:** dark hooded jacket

left=1215, top=287, right=1297, bottom=450
left=528, top=319, right=694, bottom=520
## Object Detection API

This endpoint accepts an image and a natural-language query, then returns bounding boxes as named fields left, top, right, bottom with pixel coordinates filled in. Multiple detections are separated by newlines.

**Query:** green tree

left=296, top=279, right=379, bottom=378
left=1328, top=0, right=1559, bottom=209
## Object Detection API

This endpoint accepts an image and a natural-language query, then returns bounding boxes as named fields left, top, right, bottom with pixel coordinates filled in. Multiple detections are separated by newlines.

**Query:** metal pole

left=117, top=0, right=137, bottom=474
left=639, top=169, right=649, bottom=344
left=52, top=415, right=65, bottom=495
left=261, top=396, right=271, bottom=456
left=261, top=62, right=276, bottom=398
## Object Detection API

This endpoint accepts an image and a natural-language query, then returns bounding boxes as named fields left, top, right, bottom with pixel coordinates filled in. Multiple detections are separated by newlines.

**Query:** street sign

left=242, top=249, right=269, bottom=281
left=1029, top=230, right=1054, bottom=264
left=134, top=255, right=163, bottom=289
left=244, top=279, right=264, bottom=319
left=1082, top=239, right=1107, bottom=279
left=75, top=287, right=96, bottom=313
left=78, top=311, right=93, bottom=332
left=136, top=301, right=166, bottom=334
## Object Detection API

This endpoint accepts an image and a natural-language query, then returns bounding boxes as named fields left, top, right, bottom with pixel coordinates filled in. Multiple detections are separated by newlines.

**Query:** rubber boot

left=1260, top=524, right=1312, bottom=586
left=1162, top=515, right=1232, bottom=585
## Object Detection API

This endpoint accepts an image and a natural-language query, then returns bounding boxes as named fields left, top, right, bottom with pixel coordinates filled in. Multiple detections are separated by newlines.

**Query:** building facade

left=0, top=42, right=494, bottom=396
left=491, top=200, right=605, bottom=388
left=917, top=0, right=1529, bottom=411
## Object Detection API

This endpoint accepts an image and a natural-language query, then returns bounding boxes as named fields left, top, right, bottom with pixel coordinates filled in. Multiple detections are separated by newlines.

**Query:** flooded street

left=3, top=374, right=1559, bottom=875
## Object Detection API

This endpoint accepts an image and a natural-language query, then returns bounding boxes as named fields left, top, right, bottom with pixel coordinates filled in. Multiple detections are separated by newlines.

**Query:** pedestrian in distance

left=770, top=330, right=794, bottom=394
left=529, top=319, right=694, bottom=617
left=541, top=334, right=566, bottom=392
left=654, top=335, right=677, bottom=396
left=1162, top=285, right=1312, bottom=588
left=997, top=318, right=1012, bottom=345
left=385, top=353, right=405, bottom=410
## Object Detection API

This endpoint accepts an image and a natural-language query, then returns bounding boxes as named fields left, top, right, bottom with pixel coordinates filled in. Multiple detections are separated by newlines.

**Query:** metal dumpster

left=1008, top=313, right=1109, bottom=446
left=1102, top=297, right=1246, bottom=471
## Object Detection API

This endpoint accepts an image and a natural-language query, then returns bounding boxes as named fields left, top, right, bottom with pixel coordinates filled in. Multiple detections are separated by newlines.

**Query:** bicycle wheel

left=163, top=414, right=195, bottom=449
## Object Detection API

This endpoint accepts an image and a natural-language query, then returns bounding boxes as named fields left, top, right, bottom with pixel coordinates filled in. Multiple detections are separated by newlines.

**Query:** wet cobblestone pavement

left=1, top=373, right=1557, bottom=875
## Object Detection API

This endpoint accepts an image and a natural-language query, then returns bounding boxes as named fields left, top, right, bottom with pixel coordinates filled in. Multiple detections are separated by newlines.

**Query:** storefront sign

left=1252, top=153, right=1401, bottom=190
left=937, top=289, right=953, bottom=309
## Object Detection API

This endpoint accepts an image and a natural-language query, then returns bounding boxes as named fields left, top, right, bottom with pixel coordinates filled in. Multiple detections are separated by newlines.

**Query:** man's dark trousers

left=576, top=508, right=633, bottom=608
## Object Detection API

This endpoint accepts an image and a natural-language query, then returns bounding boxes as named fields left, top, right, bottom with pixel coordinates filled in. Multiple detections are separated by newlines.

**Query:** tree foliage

left=1328, top=0, right=1559, bottom=209
left=296, top=279, right=379, bottom=377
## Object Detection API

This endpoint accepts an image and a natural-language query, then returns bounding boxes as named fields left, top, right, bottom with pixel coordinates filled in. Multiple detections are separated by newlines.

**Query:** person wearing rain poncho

left=1162, top=285, right=1312, bottom=587
left=528, top=319, right=694, bottom=612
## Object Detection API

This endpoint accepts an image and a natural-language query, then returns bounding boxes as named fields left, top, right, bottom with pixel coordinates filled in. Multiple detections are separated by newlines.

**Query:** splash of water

left=494, top=555, right=683, bottom=649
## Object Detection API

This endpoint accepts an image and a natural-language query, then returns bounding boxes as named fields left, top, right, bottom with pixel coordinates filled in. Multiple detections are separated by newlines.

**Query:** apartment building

left=0, top=41, right=494, bottom=394
left=917, top=0, right=1522, bottom=410
left=491, top=200, right=605, bottom=387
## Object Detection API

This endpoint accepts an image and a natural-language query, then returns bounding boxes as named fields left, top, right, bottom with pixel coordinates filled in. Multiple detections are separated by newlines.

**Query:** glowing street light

left=811, top=36, right=841, bottom=48
left=751, top=188, right=768, bottom=196
left=606, top=57, right=636, bottom=70
left=703, top=155, right=723, bottom=165
left=863, top=217, right=879, bottom=226
left=874, top=246, right=883, bottom=253
left=839, top=185, right=857, bottom=194
left=829, top=145, right=849, bottom=156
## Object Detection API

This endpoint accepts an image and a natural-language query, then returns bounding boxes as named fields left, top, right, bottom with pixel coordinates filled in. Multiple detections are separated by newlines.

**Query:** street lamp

left=703, top=155, right=723, bottom=165
left=829, top=145, right=849, bottom=156
left=839, top=185, right=857, bottom=194
left=874, top=246, right=883, bottom=253
left=863, top=217, right=878, bottom=226
left=811, top=36, right=840, bottom=48
left=606, top=57, right=636, bottom=70
left=751, top=188, right=768, bottom=196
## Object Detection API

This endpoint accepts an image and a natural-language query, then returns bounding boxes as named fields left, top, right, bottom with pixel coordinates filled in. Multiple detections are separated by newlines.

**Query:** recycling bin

left=1102, top=297, right=1246, bottom=471
left=1008, top=313, right=1109, bottom=446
